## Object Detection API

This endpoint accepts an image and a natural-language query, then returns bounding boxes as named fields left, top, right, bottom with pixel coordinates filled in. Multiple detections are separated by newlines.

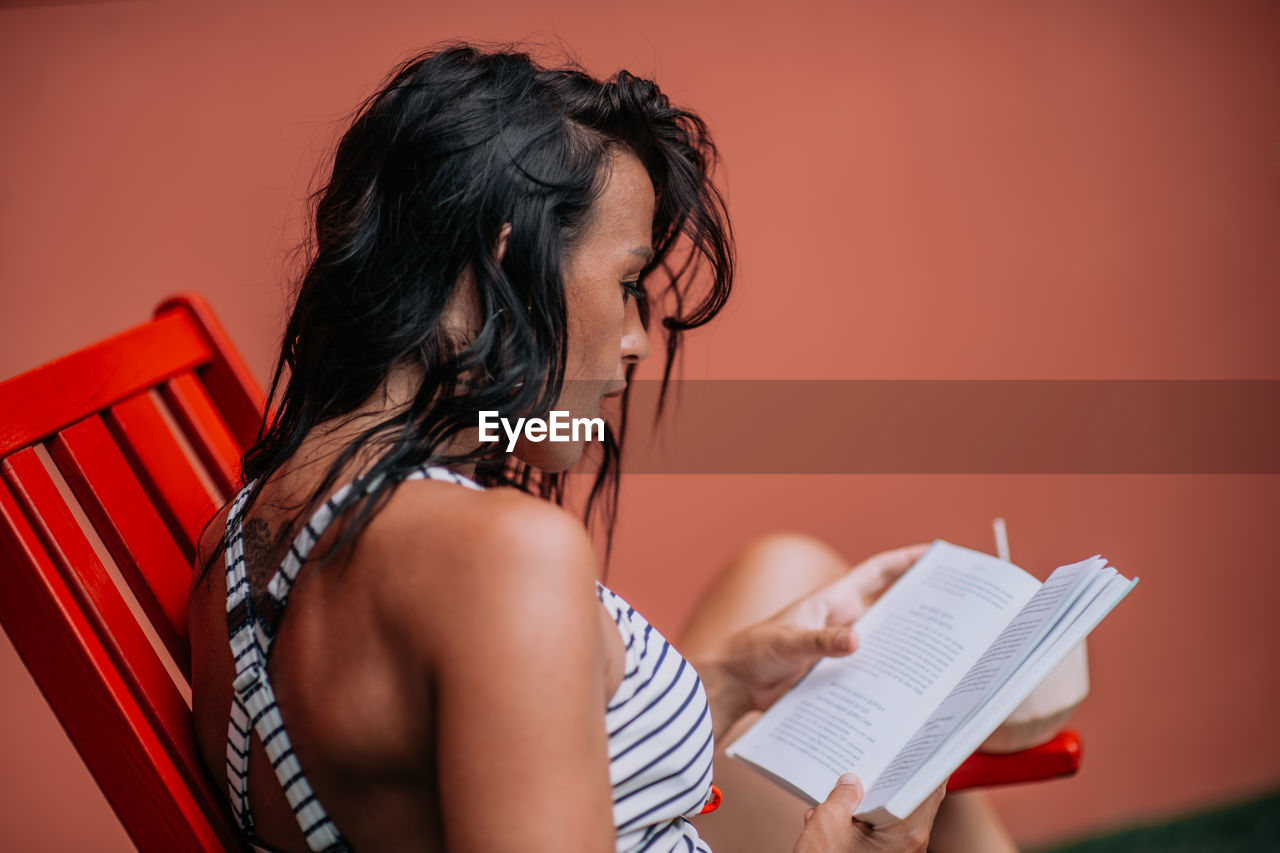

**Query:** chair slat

left=1, top=449, right=192, bottom=735
left=162, top=371, right=244, bottom=499
left=0, top=457, right=244, bottom=852
left=0, top=310, right=212, bottom=457
left=48, top=417, right=191, bottom=672
left=155, top=295, right=266, bottom=452
left=106, top=391, right=220, bottom=560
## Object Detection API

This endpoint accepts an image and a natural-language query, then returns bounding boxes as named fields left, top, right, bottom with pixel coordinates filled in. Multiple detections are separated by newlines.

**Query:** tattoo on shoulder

left=242, top=517, right=274, bottom=586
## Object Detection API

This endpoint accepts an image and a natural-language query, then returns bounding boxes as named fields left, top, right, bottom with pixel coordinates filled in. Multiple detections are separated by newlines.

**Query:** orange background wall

left=2, top=1, right=1278, bottom=850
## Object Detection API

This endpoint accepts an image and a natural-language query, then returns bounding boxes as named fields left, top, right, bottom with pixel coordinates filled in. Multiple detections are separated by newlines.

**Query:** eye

left=621, top=280, right=646, bottom=304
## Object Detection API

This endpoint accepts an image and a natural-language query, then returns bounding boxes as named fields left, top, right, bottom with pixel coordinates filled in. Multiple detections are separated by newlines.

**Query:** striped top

left=596, top=583, right=716, bottom=853
left=222, top=465, right=715, bottom=852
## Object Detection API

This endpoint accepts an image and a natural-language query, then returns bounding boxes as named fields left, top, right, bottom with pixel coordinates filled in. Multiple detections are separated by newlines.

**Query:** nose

left=621, top=298, right=651, bottom=365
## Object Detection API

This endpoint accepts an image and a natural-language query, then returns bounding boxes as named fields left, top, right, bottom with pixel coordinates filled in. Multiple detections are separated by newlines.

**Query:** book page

left=875, top=569, right=1137, bottom=823
left=855, top=556, right=1105, bottom=814
left=725, top=541, right=1041, bottom=803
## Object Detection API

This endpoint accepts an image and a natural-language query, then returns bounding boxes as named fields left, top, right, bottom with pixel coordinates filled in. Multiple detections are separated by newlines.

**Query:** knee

left=681, top=533, right=853, bottom=650
left=727, top=532, right=849, bottom=589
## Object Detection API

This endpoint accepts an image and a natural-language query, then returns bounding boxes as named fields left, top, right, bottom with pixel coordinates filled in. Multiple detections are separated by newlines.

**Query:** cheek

left=566, top=290, right=624, bottom=377
left=553, top=380, right=604, bottom=424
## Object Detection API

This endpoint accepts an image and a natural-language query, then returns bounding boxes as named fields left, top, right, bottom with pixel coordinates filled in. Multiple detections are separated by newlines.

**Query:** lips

left=602, top=384, right=627, bottom=399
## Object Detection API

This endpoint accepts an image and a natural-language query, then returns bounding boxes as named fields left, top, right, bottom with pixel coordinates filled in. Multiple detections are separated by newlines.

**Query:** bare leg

left=678, top=533, right=1018, bottom=853
left=929, top=791, right=1018, bottom=853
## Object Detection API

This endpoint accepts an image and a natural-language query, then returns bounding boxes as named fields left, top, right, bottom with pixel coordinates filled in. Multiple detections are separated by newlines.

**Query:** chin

left=514, top=439, right=587, bottom=474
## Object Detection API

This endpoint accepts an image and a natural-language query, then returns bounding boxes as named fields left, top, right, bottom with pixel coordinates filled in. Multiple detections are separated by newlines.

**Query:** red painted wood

left=0, top=296, right=264, bottom=852
left=948, top=730, right=1082, bottom=792
left=0, top=461, right=245, bottom=852
left=2, top=450, right=193, bottom=771
left=161, top=371, right=244, bottom=499
left=0, top=310, right=211, bottom=456
left=154, top=294, right=266, bottom=454
left=48, top=417, right=191, bottom=672
left=1, top=450, right=230, bottom=824
left=106, top=390, right=220, bottom=560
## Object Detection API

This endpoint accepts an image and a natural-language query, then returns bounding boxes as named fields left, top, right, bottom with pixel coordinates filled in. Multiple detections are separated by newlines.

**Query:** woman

left=189, top=43, right=1011, bottom=852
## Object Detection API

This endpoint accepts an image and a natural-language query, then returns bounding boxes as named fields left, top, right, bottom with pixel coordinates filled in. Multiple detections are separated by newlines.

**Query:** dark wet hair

left=217, top=42, right=733, bottom=575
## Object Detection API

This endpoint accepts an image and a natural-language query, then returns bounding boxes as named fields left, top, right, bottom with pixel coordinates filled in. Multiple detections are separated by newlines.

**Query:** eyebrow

left=629, top=246, right=655, bottom=262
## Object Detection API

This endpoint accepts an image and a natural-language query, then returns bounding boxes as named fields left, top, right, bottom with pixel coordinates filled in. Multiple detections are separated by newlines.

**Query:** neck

left=335, top=363, right=485, bottom=480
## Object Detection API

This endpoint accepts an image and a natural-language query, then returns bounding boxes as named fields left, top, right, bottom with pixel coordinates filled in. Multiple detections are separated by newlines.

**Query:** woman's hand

left=703, top=544, right=929, bottom=721
left=794, top=774, right=945, bottom=852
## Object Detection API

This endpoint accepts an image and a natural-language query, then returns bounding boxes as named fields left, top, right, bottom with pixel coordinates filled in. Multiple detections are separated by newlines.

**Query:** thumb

left=818, top=772, right=865, bottom=817
left=783, top=625, right=857, bottom=659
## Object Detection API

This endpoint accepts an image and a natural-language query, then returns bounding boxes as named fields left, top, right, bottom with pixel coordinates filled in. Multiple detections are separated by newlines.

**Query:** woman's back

left=190, top=429, right=719, bottom=851
left=189, top=445, right=629, bottom=851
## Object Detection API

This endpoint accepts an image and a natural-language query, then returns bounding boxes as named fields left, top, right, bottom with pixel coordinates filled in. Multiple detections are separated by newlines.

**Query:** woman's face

left=514, top=149, right=655, bottom=471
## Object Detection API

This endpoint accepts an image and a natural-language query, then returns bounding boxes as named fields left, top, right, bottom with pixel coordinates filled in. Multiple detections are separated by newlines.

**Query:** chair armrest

left=947, top=730, right=1082, bottom=792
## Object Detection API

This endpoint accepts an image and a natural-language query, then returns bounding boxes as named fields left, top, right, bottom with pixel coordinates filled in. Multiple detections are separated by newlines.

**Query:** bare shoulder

left=362, top=477, right=596, bottom=583
left=356, top=478, right=602, bottom=660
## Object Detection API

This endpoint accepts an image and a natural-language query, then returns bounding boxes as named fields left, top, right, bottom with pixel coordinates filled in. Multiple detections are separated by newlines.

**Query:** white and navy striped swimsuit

left=596, top=583, right=716, bottom=853
left=223, top=465, right=716, bottom=852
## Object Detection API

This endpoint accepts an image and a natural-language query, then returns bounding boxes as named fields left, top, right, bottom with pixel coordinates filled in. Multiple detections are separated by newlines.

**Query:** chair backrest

left=0, top=294, right=264, bottom=852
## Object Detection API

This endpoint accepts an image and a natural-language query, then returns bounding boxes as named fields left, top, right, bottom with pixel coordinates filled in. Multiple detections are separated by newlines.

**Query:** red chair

left=0, top=295, right=1079, bottom=852
left=0, top=294, right=260, bottom=852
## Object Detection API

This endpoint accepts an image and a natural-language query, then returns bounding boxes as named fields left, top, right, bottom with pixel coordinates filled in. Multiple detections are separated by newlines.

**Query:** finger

left=821, top=544, right=925, bottom=603
left=847, top=543, right=930, bottom=598
left=803, top=807, right=815, bottom=825
left=779, top=625, right=858, bottom=660
left=814, top=545, right=928, bottom=624
left=814, top=772, right=865, bottom=818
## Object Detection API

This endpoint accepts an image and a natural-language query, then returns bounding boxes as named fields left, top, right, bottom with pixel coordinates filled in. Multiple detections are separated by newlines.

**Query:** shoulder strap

left=222, top=465, right=483, bottom=851
left=263, top=464, right=482, bottom=613
left=224, top=479, right=349, bottom=852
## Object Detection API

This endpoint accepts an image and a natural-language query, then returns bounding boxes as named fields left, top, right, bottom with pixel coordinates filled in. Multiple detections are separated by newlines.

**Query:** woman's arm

left=374, top=487, right=618, bottom=852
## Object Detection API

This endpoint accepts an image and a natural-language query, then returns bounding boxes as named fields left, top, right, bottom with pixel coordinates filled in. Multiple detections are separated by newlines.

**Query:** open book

left=724, top=540, right=1137, bottom=826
